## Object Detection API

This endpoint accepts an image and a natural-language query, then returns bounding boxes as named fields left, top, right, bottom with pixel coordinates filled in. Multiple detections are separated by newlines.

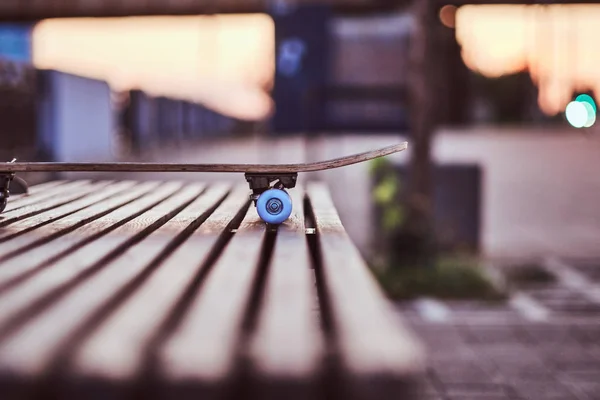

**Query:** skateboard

left=0, top=142, right=407, bottom=224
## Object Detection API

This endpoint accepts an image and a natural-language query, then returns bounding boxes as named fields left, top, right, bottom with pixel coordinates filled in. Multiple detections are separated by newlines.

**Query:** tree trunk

left=398, top=0, right=437, bottom=268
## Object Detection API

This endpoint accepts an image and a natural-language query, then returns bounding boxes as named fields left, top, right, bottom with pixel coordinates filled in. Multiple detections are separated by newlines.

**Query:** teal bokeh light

left=576, top=94, right=597, bottom=113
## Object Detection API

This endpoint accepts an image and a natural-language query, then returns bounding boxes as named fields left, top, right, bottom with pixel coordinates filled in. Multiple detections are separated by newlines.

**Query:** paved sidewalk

left=395, top=259, right=600, bottom=400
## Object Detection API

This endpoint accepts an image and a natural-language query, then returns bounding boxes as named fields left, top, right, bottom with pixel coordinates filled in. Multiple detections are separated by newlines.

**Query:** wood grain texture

left=306, top=182, right=424, bottom=399
left=0, top=179, right=423, bottom=399
left=0, top=181, right=133, bottom=253
left=69, top=184, right=232, bottom=381
left=0, top=181, right=163, bottom=291
left=1, top=143, right=407, bottom=174
left=0, top=184, right=208, bottom=378
left=8, top=180, right=66, bottom=199
left=0, top=182, right=187, bottom=374
left=0, top=181, right=122, bottom=231
left=247, top=186, right=324, bottom=398
left=159, top=186, right=263, bottom=394
left=2, top=180, right=91, bottom=214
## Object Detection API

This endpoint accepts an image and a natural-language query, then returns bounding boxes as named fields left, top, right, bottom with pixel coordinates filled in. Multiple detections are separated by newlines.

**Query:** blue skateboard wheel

left=256, top=189, right=292, bottom=224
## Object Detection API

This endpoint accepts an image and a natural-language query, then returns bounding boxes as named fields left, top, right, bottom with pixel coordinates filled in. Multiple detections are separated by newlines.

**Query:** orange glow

left=33, top=15, right=275, bottom=120
left=439, top=5, right=457, bottom=29
left=455, top=4, right=600, bottom=116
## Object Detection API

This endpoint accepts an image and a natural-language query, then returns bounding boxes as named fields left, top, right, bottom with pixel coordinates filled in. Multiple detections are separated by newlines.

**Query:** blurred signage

left=277, top=38, right=306, bottom=77
left=272, top=5, right=331, bottom=133
left=0, top=24, right=33, bottom=63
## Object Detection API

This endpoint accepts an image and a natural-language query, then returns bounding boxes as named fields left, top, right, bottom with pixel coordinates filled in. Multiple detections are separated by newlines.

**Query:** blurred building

left=0, top=2, right=599, bottom=260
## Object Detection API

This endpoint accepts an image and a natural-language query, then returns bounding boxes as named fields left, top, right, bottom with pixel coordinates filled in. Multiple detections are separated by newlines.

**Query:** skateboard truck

left=0, top=159, right=17, bottom=214
left=245, top=173, right=297, bottom=224
left=244, top=173, right=297, bottom=203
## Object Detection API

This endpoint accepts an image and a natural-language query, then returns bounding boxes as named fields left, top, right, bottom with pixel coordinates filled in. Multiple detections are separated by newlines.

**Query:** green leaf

left=382, top=206, right=404, bottom=231
left=373, top=176, right=398, bottom=205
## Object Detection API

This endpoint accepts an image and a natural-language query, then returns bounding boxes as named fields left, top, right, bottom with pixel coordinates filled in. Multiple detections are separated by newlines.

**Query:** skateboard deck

left=0, top=142, right=407, bottom=174
left=1, top=142, right=408, bottom=224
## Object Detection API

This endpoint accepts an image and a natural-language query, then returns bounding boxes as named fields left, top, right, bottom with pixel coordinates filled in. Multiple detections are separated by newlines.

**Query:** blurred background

left=2, top=1, right=600, bottom=296
left=4, top=3, right=600, bottom=399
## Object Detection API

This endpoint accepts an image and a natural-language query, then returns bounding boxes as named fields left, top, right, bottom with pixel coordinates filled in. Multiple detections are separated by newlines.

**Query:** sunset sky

left=32, top=15, right=274, bottom=120
left=30, top=5, right=600, bottom=120
left=455, top=4, right=600, bottom=116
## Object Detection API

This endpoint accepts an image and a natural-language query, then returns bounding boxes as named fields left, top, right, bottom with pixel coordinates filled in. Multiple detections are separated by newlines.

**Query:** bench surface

left=0, top=179, right=423, bottom=400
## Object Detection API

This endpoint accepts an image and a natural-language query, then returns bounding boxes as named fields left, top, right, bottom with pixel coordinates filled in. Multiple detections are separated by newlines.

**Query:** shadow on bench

left=0, top=179, right=424, bottom=400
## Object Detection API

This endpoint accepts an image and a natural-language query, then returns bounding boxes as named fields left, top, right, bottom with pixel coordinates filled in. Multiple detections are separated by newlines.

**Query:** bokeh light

left=576, top=94, right=597, bottom=113
left=455, top=4, right=600, bottom=116
left=565, top=101, right=588, bottom=128
left=439, top=5, right=457, bottom=28
left=582, top=102, right=596, bottom=127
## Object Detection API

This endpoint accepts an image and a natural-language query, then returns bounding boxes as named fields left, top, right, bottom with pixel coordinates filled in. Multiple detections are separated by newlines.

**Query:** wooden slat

left=0, top=181, right=137, bottom=257
left=0, top=183, right=212, bottom=378
left=0, top=180, right=116, bottom=231
left=0, top=181, right=164, bottom=291
left=23, top=180, right=67, bottom=192
left=67, top=184, right=234, bottom=382
left=3, top=180, right=91, bottom=214
left=0, top=181, right=186, bottom=363
left=158, top=186, right=264, bottom=396
left=9, top=180, right=66, bottom=201
left=247, top=186, right=324, bottom=397
left=5, top=181, right=67, bottom=210
left=306, top=182, right=424, bottom=399
left=0, top=179, right=427, bottom=400
left=0, top=181, right=118, bottom=232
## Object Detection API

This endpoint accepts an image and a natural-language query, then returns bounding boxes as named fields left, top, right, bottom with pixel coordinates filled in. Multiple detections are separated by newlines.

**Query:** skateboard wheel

left=256, top=189, right=292, bottom=224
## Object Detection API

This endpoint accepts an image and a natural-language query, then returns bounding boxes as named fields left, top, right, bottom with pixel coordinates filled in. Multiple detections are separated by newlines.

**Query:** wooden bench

left=0, top=179, right=424, bottom=400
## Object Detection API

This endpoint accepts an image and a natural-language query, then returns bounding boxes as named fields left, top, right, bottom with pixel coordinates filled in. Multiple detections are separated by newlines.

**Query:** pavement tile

left=432, top=367, right=496, bottom=385
left=511, top=380, right=580, bottom=400
left=397, top=295, right=600, bottom=400
left=559, top=370, right=600, bottom=383
left=571, top=325, right=600, bottom=345
left=572, top=264, right=600, bottom=282
left=521, top=324, right=580, bottom=345
left=443, top=382, right=510, bottom=395
left=562, top=381, right=600, bottom=400
left=445, top=396, right=517, bottom=400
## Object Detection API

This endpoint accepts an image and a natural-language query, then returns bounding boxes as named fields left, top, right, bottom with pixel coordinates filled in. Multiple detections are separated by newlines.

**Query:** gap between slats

left=233, top=186, right=326, bottom=400
left=0, top=185, right=251, bottom=400
left=0, top=181, right=173, bottom=295
left=0, top=181, right=421, bottom=400
left=304, top=183, right=424, bottom=400
left=0, top=180, right=123, bottom=240
left=0, top=181, right=158, bottom=263
left=0, top=180, right=105, bottom=228
left=2, top=180, right=73, bottom=213
left=66, top=186, right=252, bottom=399
left=0, top=183, right=197, bottom=344
left=29, top=185, right=233, bottom=397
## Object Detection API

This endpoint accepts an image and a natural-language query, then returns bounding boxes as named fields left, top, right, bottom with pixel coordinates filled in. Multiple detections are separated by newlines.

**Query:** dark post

left=403, top=0, right=437, bottom=267
left=271, top=4, right=331, bottom=134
